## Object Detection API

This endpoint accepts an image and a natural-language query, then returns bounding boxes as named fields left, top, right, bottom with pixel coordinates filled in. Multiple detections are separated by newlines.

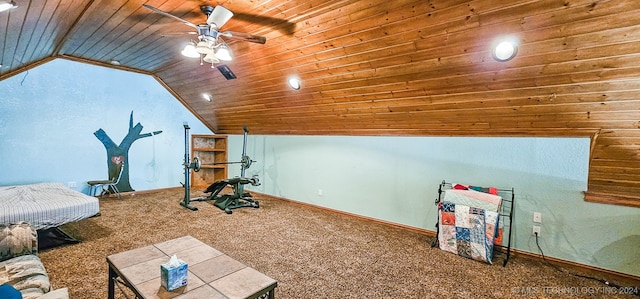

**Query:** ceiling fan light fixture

left=143, top=4, right=267, bottom=76
left=195, top=41, right=211, bottom=54
left=214, top=43, right=232, bottom=61
left=181, top=42, right=200, bottom=58
left=203, top=52, right=220, bottom=64
left=0, top=1, right=16, bottom=13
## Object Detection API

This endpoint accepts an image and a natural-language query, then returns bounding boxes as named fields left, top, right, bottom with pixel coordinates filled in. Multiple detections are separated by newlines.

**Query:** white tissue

left=167, top=254, right=181, bottom=267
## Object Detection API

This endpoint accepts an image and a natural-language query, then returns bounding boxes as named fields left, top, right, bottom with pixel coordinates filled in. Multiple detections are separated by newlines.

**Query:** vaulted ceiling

left=2, top=0, right=640, bottom=206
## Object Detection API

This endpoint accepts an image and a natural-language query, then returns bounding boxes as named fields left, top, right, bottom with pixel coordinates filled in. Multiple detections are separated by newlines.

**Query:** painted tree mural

left=94, top=111, right=162, bottom=193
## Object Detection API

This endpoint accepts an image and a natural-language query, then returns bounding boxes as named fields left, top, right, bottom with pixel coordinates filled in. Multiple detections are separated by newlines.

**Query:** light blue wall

left=0, top=59, right=212, bottom=193
left=228, top=134, right=640, bottom=277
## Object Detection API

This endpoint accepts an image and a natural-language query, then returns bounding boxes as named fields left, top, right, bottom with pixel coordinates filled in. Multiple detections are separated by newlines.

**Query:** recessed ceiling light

left=202, top=94, right=212, bottom=101
left=288, top=77, right=301, bottom=90
left=110, top=59, right=121, bottom=66
left=492, top=39, right=518, bottom=62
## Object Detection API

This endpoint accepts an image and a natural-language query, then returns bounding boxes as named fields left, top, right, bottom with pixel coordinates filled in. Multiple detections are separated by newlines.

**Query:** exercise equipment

left=179, top=122, right=203, bottom=211
left=180, top=125, right=261, bottom=214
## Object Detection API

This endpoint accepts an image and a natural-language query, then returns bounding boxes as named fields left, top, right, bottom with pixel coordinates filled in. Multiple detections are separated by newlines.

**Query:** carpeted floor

left=39, top=189, right=637, bottom=298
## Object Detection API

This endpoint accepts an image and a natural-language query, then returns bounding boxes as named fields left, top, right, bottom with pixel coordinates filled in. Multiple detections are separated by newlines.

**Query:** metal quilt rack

left=431, top=180, right=515, bottom=266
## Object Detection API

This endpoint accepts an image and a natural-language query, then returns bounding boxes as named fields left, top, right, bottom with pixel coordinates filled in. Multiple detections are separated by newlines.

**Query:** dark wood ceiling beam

left=0, top=57, right=55, bottom=81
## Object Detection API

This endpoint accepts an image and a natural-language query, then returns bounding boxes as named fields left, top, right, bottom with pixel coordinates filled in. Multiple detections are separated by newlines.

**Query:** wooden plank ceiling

left=2, top=0, right=640, bottom=206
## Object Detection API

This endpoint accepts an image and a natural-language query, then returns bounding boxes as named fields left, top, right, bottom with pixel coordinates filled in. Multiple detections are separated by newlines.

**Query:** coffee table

left=107, top=235, right=277, bottom=299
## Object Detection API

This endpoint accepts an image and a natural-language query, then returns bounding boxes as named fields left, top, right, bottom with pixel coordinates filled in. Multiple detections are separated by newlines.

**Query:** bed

left=0, top=182, right=100, bottom=230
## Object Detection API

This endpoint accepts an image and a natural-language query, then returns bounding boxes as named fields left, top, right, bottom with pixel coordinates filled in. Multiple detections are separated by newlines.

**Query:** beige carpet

left=38, top=189, right=637, bottom=298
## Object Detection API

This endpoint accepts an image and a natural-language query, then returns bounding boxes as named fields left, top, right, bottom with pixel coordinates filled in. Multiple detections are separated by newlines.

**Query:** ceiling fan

left=142, top=4, right=266, bottom=79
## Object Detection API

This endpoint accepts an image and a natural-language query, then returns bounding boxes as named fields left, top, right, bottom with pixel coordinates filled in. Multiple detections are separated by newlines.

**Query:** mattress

left=0, top=183, right=100, bottom=230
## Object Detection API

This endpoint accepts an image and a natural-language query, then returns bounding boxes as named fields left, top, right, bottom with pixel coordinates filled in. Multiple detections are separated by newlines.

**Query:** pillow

left=0, top=283, right=23, bottom=299
left=40, top=288, right=69, bottom=299
left=0, top=255, right=50, bottom=292
left=0, top=222, right=38, bottom=262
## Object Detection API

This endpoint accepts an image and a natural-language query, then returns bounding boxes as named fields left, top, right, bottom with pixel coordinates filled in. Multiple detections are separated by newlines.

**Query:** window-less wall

left=0, top=59, right=212, bottom=192
left=228, top=134, right=640, bottom=278
left=2, top=59, right=638, bottom=278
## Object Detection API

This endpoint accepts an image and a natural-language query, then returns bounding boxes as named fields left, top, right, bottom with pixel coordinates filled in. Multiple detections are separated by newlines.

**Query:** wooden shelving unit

left=191, top=134, right=228, bottom=188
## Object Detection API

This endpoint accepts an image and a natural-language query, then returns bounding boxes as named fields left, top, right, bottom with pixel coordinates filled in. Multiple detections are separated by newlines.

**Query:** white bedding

left=0, top=182, right=99, bottom=230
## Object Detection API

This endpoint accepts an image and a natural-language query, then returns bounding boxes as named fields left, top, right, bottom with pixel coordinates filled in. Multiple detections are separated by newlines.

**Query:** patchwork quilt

left=443, top=189, right=502, bottom=212
left=438, top=201, right=500, bottom=264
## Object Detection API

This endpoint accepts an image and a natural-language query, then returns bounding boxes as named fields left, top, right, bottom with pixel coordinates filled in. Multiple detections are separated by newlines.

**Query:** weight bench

left=191, top=176, right=261, bottom=214
left=180, top=125, right=262, bottom=214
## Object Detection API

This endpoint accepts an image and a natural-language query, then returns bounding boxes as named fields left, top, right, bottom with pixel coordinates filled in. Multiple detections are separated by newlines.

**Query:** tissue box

left=160, top=260, right=188, bottom=291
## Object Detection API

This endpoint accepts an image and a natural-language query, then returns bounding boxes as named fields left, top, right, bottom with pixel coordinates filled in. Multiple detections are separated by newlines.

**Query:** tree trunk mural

left=94, top=111, right=162, bottom=193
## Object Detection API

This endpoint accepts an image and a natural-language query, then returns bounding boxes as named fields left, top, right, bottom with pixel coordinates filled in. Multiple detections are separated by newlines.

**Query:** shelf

left=192, top=147, right=226, bottom=152
left=191, top=135, right=227, bottom=188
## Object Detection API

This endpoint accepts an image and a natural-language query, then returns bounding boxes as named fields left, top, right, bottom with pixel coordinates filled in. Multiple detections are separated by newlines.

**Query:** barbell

left=212, top=154, right=255, bottom=169
left=187, top=156, right=202, bottom=172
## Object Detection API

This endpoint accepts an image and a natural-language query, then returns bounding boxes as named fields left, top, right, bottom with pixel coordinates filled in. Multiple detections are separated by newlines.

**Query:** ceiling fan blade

left=220, top=31, right=266, bottom=44
left=143, top=4, right=198, bottom=29
left=207, top=5, right=234, bottom=28
left=160, top=32, right=197, bottom=37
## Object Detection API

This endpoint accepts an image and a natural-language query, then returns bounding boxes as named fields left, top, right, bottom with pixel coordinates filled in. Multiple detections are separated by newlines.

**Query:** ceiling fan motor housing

left=200, top=5, right=214, bottom=16
left=196, top=25, right=219, bottom=42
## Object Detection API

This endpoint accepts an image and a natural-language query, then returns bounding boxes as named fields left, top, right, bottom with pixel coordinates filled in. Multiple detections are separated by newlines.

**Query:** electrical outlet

left=532, top=225, right=541, bottom=236
left=318, top=189, right=323, bottom=196
left=533, top=212, right=542, bottom=223
left=67, top=181, right=77, bottom=188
